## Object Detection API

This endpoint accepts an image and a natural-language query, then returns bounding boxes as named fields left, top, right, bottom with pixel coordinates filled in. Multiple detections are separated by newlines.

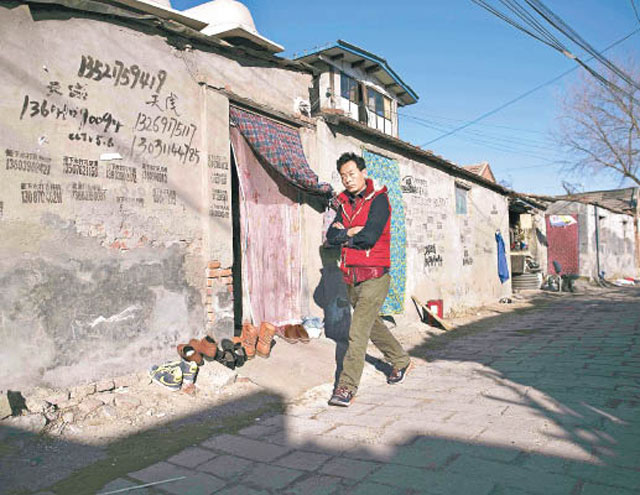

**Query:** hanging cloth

left=362, top=149, right=407, bottom=315
left=229, top=106, right=334, bottom=202
left=496, top=231, right=510, bottom=283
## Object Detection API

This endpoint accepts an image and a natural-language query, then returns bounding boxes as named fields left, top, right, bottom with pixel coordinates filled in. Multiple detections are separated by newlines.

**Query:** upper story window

left=455, top=184, right=469, bottom=215
left=367, top=88, right=392, bottom=120
left=340, top=73, right=358, bottom=103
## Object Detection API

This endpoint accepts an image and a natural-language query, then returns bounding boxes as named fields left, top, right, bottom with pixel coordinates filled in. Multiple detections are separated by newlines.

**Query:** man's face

left=339, top=160, right=367, bottom=194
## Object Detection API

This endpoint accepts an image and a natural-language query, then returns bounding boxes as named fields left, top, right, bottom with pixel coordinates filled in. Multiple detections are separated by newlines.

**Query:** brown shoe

left=241, top=322, right=259, bottom=360
left=177, top=343, right=204, bottom=366
left=276, top=324, right=299, bottom=344
left=293, top=324, right=310, bottom=344
left=192, top=336, right=218, bottom=361
left=256, top=322, right=276, bottom=358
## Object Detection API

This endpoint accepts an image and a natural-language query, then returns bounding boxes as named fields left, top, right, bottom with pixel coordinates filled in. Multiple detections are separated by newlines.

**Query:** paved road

left=98, top=288, right=640, bottom=495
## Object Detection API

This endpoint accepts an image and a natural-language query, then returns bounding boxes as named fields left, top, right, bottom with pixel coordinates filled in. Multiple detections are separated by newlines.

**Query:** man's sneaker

left=328, top=386, right=355, bottom=407
left=387, top=360, right=412, bottom=385
left=179, top=359, right=199, bottom=385
left=149, top=361, right=183, bottom=391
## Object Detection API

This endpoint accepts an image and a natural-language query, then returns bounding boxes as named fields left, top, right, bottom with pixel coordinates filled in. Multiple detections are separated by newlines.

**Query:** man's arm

left=349, top=194, right=390, bottom=250
left=325, top=209, right=349, bottom=246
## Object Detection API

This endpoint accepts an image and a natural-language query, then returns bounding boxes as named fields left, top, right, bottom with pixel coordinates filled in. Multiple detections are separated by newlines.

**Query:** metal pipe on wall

left=594, top=205, right=601, bottom=278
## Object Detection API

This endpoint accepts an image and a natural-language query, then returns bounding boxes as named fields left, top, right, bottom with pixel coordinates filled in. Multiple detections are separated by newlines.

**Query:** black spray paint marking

left=209, top=204, right=230, bottom=219
left=106, top=163, right=137, bottom=183
left=153, top=188, right=176, bottom=205
left=5, top=149, right=51, bottom=175
left=21, top=183, right=62, bottom=204
left=208, top=155, right=229, bottom=170
left=142, top=163, right=168, bottom=183
left=130, top=136, right=200, bottom=165
left=78, top=55, right=167, bottom=93
left=145, top=93, right=181, bottom=116
left=423, top=244, right=443, bottom=268
left=63, top=156, right=99, bottom=177
left=463, top=250, right=474, bottom=266
left=71, top=183, right=106, bottom=201
left=117, top=196, right=144, bottom=207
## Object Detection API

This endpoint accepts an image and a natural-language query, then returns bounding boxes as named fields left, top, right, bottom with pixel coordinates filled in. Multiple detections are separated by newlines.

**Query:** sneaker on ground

left=387, top=360, right=412, bottom=385
left=328, top=386, right=355, bottom=407
left=149, top=361, right=183, bottom=391
left=180, top=359, right=199, bottom=385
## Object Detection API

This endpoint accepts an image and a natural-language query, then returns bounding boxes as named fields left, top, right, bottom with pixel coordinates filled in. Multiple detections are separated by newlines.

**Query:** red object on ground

left=426, top=299, right=444, bottom=325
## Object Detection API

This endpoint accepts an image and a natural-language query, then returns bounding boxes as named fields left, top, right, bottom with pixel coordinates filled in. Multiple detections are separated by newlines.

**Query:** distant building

left=463, top=161, right=496, bottom=183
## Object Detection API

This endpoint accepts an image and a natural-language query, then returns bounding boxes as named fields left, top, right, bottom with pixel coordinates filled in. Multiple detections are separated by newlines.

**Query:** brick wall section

left=206, top=260, right=233, bottom=328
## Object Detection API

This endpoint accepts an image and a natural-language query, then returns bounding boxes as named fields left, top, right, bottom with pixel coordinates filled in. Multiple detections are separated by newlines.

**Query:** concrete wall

left=546, top=201, right=635, bottom=279
left=0, top=2, right=310, bottom=390
left=306, top=120, right=511, bottom=317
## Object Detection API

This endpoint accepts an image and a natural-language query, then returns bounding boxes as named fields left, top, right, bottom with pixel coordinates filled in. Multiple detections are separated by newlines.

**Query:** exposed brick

left=221, top=276, right=233, bottom=285
left=208, top=261, right=221, bottom=269
left=227, top=285, right=234, bottom=293
left=219, top=269, right=232, bottom=277
left=208, top=269, right=221, bottom=278
left=207, top=278, right=214, bottom=287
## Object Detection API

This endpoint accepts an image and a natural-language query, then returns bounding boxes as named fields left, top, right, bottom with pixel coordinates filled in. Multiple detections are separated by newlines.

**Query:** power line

left=631, top=0, right=640, bottom=25
left=419, top=26, right=640, bottom=148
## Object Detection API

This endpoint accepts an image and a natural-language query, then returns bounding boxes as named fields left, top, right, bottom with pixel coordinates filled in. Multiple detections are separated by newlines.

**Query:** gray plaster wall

left=0, top=3, right=309, bottom=390
left=546, top=201, right=635, bottom=279
left=305, top=120, right=511, bottom=317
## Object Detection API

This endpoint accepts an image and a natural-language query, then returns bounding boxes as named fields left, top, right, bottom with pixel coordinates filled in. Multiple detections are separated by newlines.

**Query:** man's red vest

left=337, top=178, right=391, bottom=279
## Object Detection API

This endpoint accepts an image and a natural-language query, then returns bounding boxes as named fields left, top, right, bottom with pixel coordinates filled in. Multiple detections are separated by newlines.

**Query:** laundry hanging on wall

left=495, top=231, right=510, bottom=283
left=362, top=149, right=407, bottom=315
left=230, top=106, right=334, bottom=202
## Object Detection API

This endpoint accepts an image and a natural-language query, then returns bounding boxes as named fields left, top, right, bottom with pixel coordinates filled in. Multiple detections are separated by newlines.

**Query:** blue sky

left=174, top=0, right=639, bottom=195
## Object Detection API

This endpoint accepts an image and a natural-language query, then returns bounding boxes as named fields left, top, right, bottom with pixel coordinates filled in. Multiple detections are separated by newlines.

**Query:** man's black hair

left=336, top=152, right=366, bottom=172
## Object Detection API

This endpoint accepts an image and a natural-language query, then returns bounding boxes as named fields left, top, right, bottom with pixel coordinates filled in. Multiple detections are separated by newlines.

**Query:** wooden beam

left=384, top=83, right=398, bottom=90
left=330, top=53, right=344, bottom=61
left=365, top=64, right=380, bottom=74
left=351, top=59, right=365, bottom=68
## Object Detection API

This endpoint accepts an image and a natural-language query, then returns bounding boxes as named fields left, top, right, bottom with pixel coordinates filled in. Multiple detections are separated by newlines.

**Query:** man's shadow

left=313, top=246, right=392, bottom=387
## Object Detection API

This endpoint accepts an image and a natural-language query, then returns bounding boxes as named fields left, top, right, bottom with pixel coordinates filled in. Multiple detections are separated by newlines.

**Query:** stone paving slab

left=95, top=288, right=640, bottom=495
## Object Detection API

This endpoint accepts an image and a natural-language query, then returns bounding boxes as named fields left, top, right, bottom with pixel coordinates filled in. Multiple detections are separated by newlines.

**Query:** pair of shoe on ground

left=275, top=323, right=310, bottom=344
left=178, top=336, right=247, bottom=370
left=239, top=322, right=278, bottom=359
left=328, top=360, right=413, bottom=407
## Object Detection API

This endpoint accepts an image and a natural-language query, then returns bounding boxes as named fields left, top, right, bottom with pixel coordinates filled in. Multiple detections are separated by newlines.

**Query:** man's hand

left=347, top=226, right=364, bottom=237
left=332, top=222, right=345, bottom=230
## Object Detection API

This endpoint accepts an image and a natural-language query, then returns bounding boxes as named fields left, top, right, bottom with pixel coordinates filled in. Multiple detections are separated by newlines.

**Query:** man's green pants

left=337, top=273, right=411, bottom=393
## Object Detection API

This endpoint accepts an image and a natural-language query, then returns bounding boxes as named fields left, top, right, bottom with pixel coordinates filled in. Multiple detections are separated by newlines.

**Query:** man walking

left=326, top=152, right=411, bottom=407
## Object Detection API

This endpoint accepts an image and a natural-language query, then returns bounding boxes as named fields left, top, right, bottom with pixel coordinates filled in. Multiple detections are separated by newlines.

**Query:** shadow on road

left=1, top=288, right=639, bottom=494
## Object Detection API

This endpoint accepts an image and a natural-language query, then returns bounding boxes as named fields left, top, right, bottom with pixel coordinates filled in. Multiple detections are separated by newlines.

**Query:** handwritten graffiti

left=130, top=136, right=200, bottom=165
left=133, top=112, right=196, bottom=141
left=153, top=188, right=176, bottom=205
left=68, top=132, right=114, bottom=147
left=106, top=163, right=137, bottom=183
left=47, top=81, right=89, bottom=100
left=146, top=93, right=180, bottom=116
left=63, top=156, right=98, bottom=177
left=142, top=163, right=167, bottom=183
left=71, top=183, right=106, bottom=201
left=423, top=244, right=443, bottom=268
left=5, top=149, right=51, bottom=175
left=20, top=95, right=123, bottom=133
left=21, top=183, right=62, bottom=204
left=208, top=154, right=229, bottom=170
left=463, top=249, right=474, bottom=266
left=77, top=55, right=167, bottom=93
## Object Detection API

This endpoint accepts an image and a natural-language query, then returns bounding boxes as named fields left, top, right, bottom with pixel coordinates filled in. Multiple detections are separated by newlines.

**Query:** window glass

left=455, top=185, right=468, bottom=214
left=340, top=73, right=357, bottom=103
left=383, top=96, right=392, bottom=119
